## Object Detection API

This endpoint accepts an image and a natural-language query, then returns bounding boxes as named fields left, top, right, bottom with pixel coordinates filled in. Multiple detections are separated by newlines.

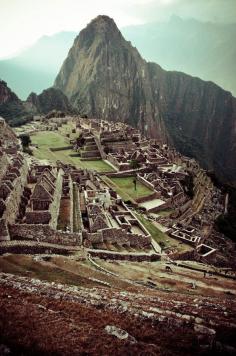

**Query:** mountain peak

left=78, top=15, right=122, bottom=45
left=88, top=15, right=119, bottom=31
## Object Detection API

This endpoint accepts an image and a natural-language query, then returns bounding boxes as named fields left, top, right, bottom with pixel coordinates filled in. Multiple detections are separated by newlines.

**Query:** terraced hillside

left=0, top=254, right=236, bottom=355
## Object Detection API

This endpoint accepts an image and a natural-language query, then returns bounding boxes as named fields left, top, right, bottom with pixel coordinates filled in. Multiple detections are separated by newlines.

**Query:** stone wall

left=88, top=249, right=160, bottom=261
left=137, top=174, right=155, bottom=191
left=50, top=146, right=73, bottom=151
left=69, top=176, right=74, bottom=231
left=169, top=249, right=197, bottom=261
left=25, top=211, right=51, bottom=224
left=135, top=192, right=158, bottom=204
left=0, top=240, right=79, bottom=255
left=106, top=167, right=150, bottom=178
left=0, top=218, right=10, bottom=241
left=84, top=227, right=151, bottom=249
left=0, top=153, right=9, bottom=182
left=103, top=140, right=136, bottom=152
left=9, top=224, right=82, bottom=246
left=148, top=200, right=171, bottom=213
left=49, top=169, right=63, bottom=229
left=81, top=150, right=100, bottom=158
left=3, top=158, right=28, bottom=224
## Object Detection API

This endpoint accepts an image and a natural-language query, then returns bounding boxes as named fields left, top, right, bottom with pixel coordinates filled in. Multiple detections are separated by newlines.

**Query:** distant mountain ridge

left=1, top=17, right=236, bottom=99
left=0, top=32, right=76, bottom=99
left=54, top=15, right=236, bottom=185
left=122, top=16, right=236, bottom=96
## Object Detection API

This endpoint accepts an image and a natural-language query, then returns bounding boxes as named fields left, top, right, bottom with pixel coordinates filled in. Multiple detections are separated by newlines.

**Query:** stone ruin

left=0, top=117, right=226, bottom=263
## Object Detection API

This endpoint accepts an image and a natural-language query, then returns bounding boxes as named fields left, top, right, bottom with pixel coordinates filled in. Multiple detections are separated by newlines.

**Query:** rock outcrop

left=54, top=15, right=236, bottom=185
left=0, top=81, right=76, bottom=126
left=0, top=80, right=31, bottom=126
left=26, top=87, right=76, bottom=115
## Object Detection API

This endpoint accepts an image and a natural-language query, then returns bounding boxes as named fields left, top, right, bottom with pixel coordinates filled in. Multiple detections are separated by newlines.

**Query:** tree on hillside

left=20, top=134, right=31, bottom=148
left=76, top=133, right=85, bottom=147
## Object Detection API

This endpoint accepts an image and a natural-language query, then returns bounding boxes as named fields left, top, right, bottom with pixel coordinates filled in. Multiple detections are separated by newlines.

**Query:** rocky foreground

left=0, top=270, right=236, bottom=355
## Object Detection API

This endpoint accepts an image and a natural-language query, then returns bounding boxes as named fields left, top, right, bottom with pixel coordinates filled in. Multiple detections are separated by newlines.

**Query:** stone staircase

left=80, top=136, right=101, bottom=160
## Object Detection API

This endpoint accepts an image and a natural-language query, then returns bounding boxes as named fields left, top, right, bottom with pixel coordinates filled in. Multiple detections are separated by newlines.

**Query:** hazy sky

left=0, top=0, right=235, bottom=58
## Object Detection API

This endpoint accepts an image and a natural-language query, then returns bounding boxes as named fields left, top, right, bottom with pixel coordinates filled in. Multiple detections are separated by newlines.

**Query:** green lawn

left=58, top=122, right=79, bottom=140
left=31, top=131, right=69, bottom=161
left=80, top=160, right=114, bottom=172
left=31, top=131, right=114, bottom=172
left=109, top=176, right=153, bottom=201
left=31, top=131, right=69, bottom=147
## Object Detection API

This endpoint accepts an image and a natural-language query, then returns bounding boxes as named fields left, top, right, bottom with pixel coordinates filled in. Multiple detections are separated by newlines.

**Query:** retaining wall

left=9, top=224, right=82, bottom=246
left=88, top=249, right=160, bottom=261
left=50, top=146, right=73, bottom=152
left=0, top=240, right=79, bottom=255
left=135, top=192, right=158, bottom=204
left=85, top=227, right=151, bottom=249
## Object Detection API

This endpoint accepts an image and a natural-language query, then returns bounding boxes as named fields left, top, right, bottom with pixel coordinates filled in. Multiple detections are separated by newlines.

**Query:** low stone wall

left=9, top=224, right=82, bottom=246
left=81, top=150, right=100, bottom=158
left=84, top=227, right=151, bottom=249
left=0, top=218, right=10, bottom=241
left=169, top=249, right=197, bottom=261
left=3, top=159, right=28, bottom=224
left=106, top=167, right=150, bottom=178
left=135, top=192, right=158, bottom=204
left=69, top=177, right=74, bottom=231
left=148, top=200, right=171, bottom=213
left=49, top=169, right=63, bottom=229
left=137, top=174, right=155, bottom=191
left=106, top=171, right=134, bottom=178
left=50, top=146, right=73, bottom=152
left=88, top=249, right=160, bottom=261
left=0, top=240, right=79, bottom=255
left=25, top=211, right=51, bottom=224
left=0, top=153, right=9, bottom=182
left=70, top=153, right=80, bottom=157
left=80, top=157, right=101, bottom=161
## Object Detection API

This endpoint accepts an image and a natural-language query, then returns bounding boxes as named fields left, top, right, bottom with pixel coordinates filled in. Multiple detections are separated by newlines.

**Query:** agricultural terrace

left=30, top=130, right=114, bottom=172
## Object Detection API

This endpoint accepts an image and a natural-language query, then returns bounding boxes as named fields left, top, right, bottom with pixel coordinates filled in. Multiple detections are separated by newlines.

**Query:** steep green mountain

left=54, top=15, right=236, bottom=185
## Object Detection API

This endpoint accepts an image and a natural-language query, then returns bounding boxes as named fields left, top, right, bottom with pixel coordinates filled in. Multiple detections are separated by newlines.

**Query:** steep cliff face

left=148, top=65, right=236, bottom=183
left=0, top=80, right=30, bottom=125
left=54, top=16, right=166, bottom=141
left=54, top=15, right=236, bottom=184
left=26, top=87, right=76, bottom=115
